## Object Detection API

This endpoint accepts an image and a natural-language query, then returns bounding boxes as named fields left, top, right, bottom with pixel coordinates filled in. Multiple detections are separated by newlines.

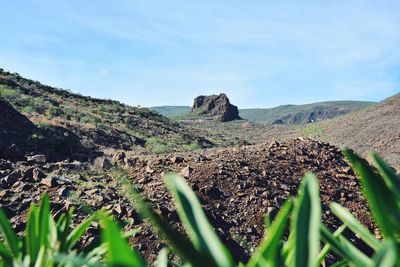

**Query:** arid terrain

left=1, top=70, right=399, bottom=264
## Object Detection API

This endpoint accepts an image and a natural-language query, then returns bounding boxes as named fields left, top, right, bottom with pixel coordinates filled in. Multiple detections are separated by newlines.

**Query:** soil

left=0, top=138, right=374, bottom=265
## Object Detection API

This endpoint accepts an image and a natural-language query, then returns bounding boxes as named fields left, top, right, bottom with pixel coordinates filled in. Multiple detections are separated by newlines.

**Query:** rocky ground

left=0, top=138, right=374, bottom=264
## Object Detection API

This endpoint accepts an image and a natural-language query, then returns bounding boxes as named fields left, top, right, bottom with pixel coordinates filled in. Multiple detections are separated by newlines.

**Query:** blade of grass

left=0, top=242, right=13, bottom=265
left=317, top=224, right=346, bottom=264
left=371, top=240, right=397, bottom=267
left=38, top=194, right=50, bottom=248
left=320, top=225, right=372, bottom=266
left=291, top=173, right=321, bottom=267
left=0, top=209, right=19, bottom=256
left=123, top=175, right=215, bottom=267
left=343, top=149, right=400, bottom=239
left=26, top=204, right=39, bottom=263
left=155, top=248, right=168, bottom=267
left=247, top=200, right=293, bottom=267
left=330, top=203, right=381, bottom=251
left=66, top=212, right=98, bottom=250
left=370, top=152, right=400, bottom=204
left=100, top=214, right=145, bottom=267
left=164, top=173, right=234, bottom=267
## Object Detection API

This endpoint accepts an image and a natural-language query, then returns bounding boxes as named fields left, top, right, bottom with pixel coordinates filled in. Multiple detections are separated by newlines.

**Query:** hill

left=150, top=106, right=191, bottom=117
left=0, top=69, right=213, bottom=159
left=239, top=101, right=374, bottom=124
left=317, top=93, right=400, bottom=169
left=152, top=101, right=374, bottom=124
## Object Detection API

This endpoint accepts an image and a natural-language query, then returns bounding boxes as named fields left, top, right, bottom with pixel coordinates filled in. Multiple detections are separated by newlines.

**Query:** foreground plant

left=0, top=195, right=97, bottom=266
left=1, top=150, right=399, bottom=266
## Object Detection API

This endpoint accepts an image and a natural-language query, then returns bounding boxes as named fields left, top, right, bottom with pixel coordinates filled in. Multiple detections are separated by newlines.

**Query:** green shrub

left=0, top=88, right=19, bottom=101
left=1, top=151, right=399, bottom=266
left=145, top=136, right=175, bottom=153
left=183, top=142, right=201, bottom=151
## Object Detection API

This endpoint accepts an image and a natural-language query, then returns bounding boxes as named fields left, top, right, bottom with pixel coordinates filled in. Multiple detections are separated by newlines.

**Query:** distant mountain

left=0, top=69, right=213, bottom=159
left=150, top=106, right=191, bottom=117
left=152, top=100, right=375, bottom=124
left=240, top=101, right=374, bottom=124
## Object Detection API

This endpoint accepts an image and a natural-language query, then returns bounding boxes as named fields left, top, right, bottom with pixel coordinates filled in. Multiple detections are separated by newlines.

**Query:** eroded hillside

left=0, top=69, right=213, bottom=160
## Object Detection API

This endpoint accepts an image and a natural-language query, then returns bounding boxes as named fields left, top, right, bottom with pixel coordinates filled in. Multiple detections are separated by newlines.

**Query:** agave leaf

left=55, top=252, right=106, bottom=267
left=343, top=149, right=400, bottom=239
left=370, top=152, right=400, bottom=205
left=0, top=242, right=13, bottom=265
left=330, top=260, right=348, bottom=267
left=291, top=173, right=321, bottom=267
left=26, top=203, right=40, bottom=263
left=330, top=203, right=381, bottom=251
left=101, top=214, right=145, bottom=267
left=164, top=173, right=234, bottom=267
left=38, top=194, right=51, bottom=248
left=247, top=200, right=293, bottom=267
left=320, top=225, right=372, bottom=266
left=370, top=240, right=397, bottom=267
left=66, top=212, right=98, bottom=250
left=0, top=209, right=19, bottom=256
left=33, top=246, right=47, bottom=267
left=317, top=224, right=346, bottom=264
left=127, top=176, right=216, bottom=267
left=57, top=209, right=73, bottom=252
left=155, top=248, right=168, bottom=267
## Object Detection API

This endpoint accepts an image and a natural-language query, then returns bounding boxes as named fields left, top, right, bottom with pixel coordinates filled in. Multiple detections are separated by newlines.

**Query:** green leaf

left=343, top=149, right=400, bottom=240
left=38, top=194, right=51, bottom=248
left=320, top=225, right=372, bottom=266
left=247, top=200, right=293, bottom=267
left=371, top=152, right=400, bottom=205
left=330, top=203, right=381, bottom=251
left=33, top=246, right=47, bottom=267
left=26, top=203, right=40, bottom=262
left=317, top=224, right=346, bottom=264
left=101, top=214, right=145, bottom=267
left=370, top=240, right=397, bottom=267
left=121, top=172, right=218, bottom=267
left=0, top=208, right=19, bottom=256
left=155, top=248, right=168, bottom=267
left=164, top=173, right=234, bottom=267
left=0, top=242, right=13, bottom=265
left=66, top=212, right=98, bottom=250
left=291, top=173, right=321, bottom=267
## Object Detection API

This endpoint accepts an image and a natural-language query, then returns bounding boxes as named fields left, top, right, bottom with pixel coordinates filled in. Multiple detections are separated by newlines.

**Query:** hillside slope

left=319, top=93, right=400, bottom=169
left=150, top=106, right=191, bottom=117
left=152, top=101, right=374, bottom=124
left=0, top=69, right=212, bottom=159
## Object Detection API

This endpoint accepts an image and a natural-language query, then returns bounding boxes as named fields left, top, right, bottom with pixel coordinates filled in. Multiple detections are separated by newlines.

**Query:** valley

left=0, top=70, right=399, bottom=265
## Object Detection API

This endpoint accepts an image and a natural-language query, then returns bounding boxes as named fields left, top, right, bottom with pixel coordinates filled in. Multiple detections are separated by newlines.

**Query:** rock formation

left=191, top=93, right=241, bottom=122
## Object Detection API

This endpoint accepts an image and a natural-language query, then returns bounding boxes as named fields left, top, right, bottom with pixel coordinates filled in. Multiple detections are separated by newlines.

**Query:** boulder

left=191, top=94, right=241, bottom=122
left=27, top=154, right=47, bottom=164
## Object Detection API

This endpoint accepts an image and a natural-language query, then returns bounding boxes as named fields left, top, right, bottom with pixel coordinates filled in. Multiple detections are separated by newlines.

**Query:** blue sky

left=1, top=0, right=399, bottom=108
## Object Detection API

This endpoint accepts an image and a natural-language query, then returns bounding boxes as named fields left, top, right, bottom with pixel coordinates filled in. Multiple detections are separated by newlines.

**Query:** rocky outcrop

left=192, top=93, right=241, bottom=122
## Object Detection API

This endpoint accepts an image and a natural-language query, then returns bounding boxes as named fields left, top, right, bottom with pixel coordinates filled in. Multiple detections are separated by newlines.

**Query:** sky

left=0, top=0, right=399, bottom=108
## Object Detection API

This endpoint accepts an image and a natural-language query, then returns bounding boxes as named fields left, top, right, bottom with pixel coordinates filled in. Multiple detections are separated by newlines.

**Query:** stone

left=145, top=165, right=155, bottom=174
left=93, top=157, right=112, bottom=171
left=4, top=170, right=21, bottom=186
left=58, top=187, right=72, bottom=197
left=191, top=94, right=241, bottom=122
left=170, top=156, right=184, bottom=164
left=180, top=166, right=193, bottom=178
left=112, top=151, right=126, bottom=164
left=27, top=154, right=47, bottom=164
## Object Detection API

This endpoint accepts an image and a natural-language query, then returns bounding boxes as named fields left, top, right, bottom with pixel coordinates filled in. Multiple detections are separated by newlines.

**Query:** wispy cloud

left=0, top=0, right=399, bottom=107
